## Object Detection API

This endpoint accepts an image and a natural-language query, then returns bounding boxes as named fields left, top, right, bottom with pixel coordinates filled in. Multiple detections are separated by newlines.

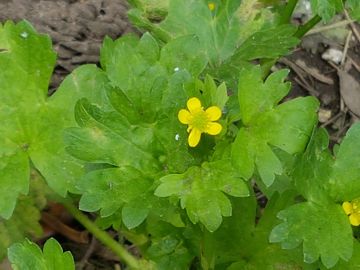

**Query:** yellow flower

left=208, top=2, right=215, bottom=11
left=178, top=97, right=222, bottom=147
left=342, top=199, right=360, bottom=226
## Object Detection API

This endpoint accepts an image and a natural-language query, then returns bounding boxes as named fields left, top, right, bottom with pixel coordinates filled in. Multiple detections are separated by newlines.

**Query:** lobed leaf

left=8, top=238, right=75, bottom=270
left=271, top=125, right=360, bottom=268
left=329, top=123, right=360, bottom=201
left=347, top=0, right=360, bottom=20
left=270, top=202, right=353, bottom=268
left=0, top=168, right=49, bottom=260
left=292, top=128, right=333, bottom=203
left=231, top=65, right=319, bottom=186
left=129, top=0, right=299, bottom=83
left=0, top=21, right=109, bottom=218
left=144, top=219, right=194, bottom=270
left=155, top=160, right=249, bottom=232
left=310, top=0, right=343, bottom=22
left=77, top=167, right=179, bottom=229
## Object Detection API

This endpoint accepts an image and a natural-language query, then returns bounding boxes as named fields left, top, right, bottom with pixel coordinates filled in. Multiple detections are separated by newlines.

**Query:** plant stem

left=63, top=200, right=141, bottom=269
left=295, top=15, right=322, bottom=38
left=279, top=0, right=299, bottom=24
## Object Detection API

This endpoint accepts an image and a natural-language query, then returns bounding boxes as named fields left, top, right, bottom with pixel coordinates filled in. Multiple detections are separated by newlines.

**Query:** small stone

left=318, top=109, right=332, bottom=123
left=322, top=48, right=343, bottom=64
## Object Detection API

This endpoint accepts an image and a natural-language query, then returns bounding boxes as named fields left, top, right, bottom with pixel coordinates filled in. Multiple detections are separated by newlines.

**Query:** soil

left=1, top=1, right=360, bottom=269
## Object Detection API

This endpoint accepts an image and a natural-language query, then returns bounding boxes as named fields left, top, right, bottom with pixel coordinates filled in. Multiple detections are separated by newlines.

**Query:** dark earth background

left=1, top=0, right=360, bottom=269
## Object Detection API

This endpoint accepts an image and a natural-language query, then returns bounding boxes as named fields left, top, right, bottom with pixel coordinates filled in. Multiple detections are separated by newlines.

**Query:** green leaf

left=0, top=143, right=29, bottom=219
left=146, top=234, right=193, bottom=270
left=292, top=128, right=334, bottom=203
left=0, top=20, right=109, bottom=218
left=155, top=160, right=249, bottom=232
left=209, top=192, right=312, bottom=269
left=270, top=202, right=353, bottom=268
left=0, top=168, right=50, bottom=260
left=0, top=197, right=42, bottom=260
left=78, top=167, right=152, bottom=216
left=144, top=220, right=194, bottom=270
left=271, top=126, right=360, bottom=268
left=329, top=240, right=360, bottom=270
left=237, top=192, right=315, bottom=270
left=130, top=0, right=274, bottom=65
left=160, top=35, right=207, bottom=77
left=77, top=166, right=184, bottom=230
left=229, top=25, right=299, bottom=61
left=201, top=196, right=256, bottom=267
left=199, top=74, right=229, bottom=109
left=129, top=0, right=169, bottom=21
left=122, top=205, right=150, bottom=230
left=64, top=99, right=160, bottom=172
left=99, top=32, right=205, bottom=122
left=130, top=0, right=299, bottom=89
left=231, top=65, right=319, bottom=186
left=347, top=0, right=360, bottom=20
left=8, top=238, right=75, bottom=270
left=329, top=123, right=360, bottom=201
left=310, top=0, right=343, bottom=22
left=78, top=167, right=155, bottom=229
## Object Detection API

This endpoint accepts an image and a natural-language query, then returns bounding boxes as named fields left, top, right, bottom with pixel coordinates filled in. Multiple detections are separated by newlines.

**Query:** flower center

left=190, top=110, right=210, bottom=131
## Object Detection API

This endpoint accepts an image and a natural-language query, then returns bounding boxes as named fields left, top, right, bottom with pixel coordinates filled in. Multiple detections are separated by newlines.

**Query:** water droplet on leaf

left=20, top=32, right=28, bottom=39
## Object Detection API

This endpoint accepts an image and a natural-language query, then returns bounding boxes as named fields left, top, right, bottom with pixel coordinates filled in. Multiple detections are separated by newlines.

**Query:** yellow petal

left=187, top=97, right=202, bottom=113
left=349, top=213, right=360, bottom=226
left=188, top=128, right=201, bottom=147
left=342, top=201, right=353, bottom=215
left=205, top=106, right=222, bottom=121
left=178, top=109, right=192, bottom=124
left=205, top=122, right=222, bottom=135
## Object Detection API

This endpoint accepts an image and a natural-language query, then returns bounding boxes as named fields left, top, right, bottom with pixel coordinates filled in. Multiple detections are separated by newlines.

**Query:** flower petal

left=178, top=109, right=192, bottom=124
left=342, top=201, right=353, bottom=215
left=188, top=128, right=201, bottom=147
left=205, top=122, right=222, bottom=135
left=349, top=213, right=360, bottom=226
left=187, top=97, right=202, bottom=113
left=205, top=106, right=222, bottom=121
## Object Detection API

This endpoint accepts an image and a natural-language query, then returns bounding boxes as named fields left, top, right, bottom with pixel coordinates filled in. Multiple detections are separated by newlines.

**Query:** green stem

left=63, top=200, right=141, bottom=269
left=279, top=0, right=299, bottom=24
left=294, top=15, right=322, bottom=38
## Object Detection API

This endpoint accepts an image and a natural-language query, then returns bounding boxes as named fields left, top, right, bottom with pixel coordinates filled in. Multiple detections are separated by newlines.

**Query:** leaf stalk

left=279, top=0, right=299, bottom=25
left=63, top=200, right=141, bottom=269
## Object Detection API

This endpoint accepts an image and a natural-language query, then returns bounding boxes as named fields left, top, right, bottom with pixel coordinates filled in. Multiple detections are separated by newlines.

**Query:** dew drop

left=174, top=67, right=180, bottom=72
left=20, top=32, right=28, bottom=39
left=175, top=134, right=180, bottom=141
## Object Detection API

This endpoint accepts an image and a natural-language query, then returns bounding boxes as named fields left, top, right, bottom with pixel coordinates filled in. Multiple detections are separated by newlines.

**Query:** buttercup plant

left=1, top=0, right=360, bottom=269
